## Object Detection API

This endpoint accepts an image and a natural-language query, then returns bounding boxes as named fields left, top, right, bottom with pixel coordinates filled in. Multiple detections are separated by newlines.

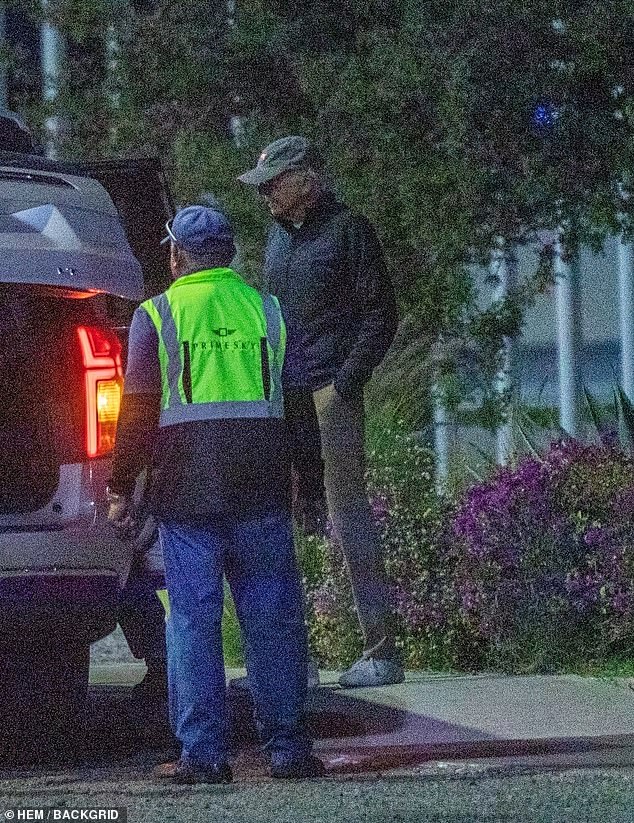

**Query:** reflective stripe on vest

left=141, top=269, right=285, bottom=427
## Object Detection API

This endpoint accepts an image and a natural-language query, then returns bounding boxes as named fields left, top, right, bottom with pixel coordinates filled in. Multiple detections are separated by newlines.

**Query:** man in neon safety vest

left=107, top=206, right=324, bottom=784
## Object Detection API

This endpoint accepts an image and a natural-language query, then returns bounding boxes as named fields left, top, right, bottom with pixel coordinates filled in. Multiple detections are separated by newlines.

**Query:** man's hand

left=107, top=490, right=136, bottom=538
left=134, top=512, right=158, bottom=551
left=294, top=494, right=328, bottom=537
left=129, top=514, right=163, bottom=578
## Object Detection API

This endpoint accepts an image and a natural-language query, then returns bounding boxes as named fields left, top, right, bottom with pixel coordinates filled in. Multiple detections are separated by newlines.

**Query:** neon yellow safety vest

left=140, top=268, right=286, bottom=427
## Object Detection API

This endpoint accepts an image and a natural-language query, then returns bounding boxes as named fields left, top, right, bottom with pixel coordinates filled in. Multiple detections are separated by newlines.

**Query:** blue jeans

left=159, top=512, right=311, bottom=767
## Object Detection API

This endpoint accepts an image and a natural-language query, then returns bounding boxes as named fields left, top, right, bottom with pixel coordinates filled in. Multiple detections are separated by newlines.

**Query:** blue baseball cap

left=161, top=206, right=234, bottom=254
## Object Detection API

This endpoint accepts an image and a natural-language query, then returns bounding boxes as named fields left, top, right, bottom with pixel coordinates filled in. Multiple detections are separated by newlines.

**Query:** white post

left=225, top=0, right=246, bottom=148
left=40, top=3, right=64, bottom=158
left=618, top=237, right=634, bottom=402
left=432, top=382, right=451, bottom=495
left=432, top=358, right=457, bottom=496
left=105, top=21, right=121, bottom=149
left=490, top=241, right=518, bottom=464
left=230, top=113, right=246, bottom=149
left=554, top=232, right=583, bottom=437
left=0, top=4, right=8, bottom=110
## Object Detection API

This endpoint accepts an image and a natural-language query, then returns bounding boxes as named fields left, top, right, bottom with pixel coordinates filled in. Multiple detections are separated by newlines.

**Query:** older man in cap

left=239, top=137, right=404, bottom=688
left=108, top=205, right=324, bottom=782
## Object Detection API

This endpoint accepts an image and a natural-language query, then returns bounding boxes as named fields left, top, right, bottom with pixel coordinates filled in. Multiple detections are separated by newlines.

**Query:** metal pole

left=554, top=232, right=584, bottom=437
left=432, top=382, right=451, bottom=495
left=490, top=241, right=518, bottom=464
left=0, top=4, right=8, bottom=109
left=105, top=22, right=121, bottom=150
left=618, top=237, right=634, bottom=401
left=40, top=3, right=64, bottom=158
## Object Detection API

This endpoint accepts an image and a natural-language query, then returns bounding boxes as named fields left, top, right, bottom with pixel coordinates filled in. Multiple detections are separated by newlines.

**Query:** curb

left=318, top=734, right=634, bottom=775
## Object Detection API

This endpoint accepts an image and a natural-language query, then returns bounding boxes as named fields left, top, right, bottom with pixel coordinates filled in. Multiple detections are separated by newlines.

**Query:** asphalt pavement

left=2, top=650, right=634, bottom=823
left=89, top=660, right=634, bottom=776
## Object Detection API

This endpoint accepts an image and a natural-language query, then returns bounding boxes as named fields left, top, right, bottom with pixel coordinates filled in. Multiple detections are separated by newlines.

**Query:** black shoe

left=271, top=755, right=326, bottom=779
left=154, top=758, right=233, bottom=785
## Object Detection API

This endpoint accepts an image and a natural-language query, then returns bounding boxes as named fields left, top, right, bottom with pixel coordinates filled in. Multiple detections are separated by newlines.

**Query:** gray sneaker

left=338, top=656, right=405, bottom=688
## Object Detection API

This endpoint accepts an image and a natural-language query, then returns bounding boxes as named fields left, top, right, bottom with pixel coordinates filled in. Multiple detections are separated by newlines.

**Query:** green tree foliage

left=15, top=0, right=634, bottom=422
left=228, top=0, right=634, bottom=421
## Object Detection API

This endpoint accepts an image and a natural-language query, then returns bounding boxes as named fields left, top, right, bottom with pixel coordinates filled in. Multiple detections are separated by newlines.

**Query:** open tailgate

left=0, top=152, right=173, bottom=300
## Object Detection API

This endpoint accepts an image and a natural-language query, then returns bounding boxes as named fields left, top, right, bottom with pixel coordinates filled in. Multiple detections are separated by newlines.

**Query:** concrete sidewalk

left=90, top=663, right=634, bottom=773
left=307, top=671, right=634, bottom=772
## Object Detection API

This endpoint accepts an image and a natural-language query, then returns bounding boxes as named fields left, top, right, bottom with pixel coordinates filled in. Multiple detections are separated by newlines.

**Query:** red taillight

left=77, top=326, right=123, bottom=458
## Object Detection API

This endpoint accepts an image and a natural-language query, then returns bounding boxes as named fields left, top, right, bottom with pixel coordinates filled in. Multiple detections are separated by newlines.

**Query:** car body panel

left=0, top=152, right=172, bottom=649
left=0, top=164, right=144, bottom=299
left=0, top=151, right=173, bottom=298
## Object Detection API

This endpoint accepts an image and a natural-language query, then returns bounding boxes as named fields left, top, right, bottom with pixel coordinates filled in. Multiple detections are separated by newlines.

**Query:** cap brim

left=237, top=165, right=282, bottom=185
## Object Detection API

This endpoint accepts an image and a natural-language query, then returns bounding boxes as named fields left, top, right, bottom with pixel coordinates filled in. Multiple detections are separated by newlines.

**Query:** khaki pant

left=313, top=384, right=394, bottom=658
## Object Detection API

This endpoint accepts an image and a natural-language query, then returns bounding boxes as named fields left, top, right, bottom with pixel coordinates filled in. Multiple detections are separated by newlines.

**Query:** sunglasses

left=160, top=219, right=178, bottom=246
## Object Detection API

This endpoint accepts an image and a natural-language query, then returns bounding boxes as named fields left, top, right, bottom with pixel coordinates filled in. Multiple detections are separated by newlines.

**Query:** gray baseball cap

left=237, top=136, right=321, bottom=186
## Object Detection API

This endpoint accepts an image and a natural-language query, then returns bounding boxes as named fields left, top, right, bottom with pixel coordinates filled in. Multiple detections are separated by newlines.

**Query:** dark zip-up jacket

left=264, top=194, right=398, bottom=398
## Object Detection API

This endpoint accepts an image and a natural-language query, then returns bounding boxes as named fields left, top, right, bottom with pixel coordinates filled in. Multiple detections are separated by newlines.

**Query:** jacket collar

left=169, top=267, right=240, bottom=290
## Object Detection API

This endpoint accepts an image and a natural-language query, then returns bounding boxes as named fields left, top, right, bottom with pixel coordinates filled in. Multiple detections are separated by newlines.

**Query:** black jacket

left=109, top=393, right=324, bottom=524
left=264, top=194, right=398, bottom=398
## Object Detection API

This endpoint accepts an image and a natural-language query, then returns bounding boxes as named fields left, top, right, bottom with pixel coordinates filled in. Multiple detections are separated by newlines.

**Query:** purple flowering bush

left=450, top=440, right=634, bottom=671
left=300, top=430, right=634, bottom=673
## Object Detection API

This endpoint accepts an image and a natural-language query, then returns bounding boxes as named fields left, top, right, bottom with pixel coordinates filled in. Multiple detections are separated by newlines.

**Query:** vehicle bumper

left=0, top=517, right=133, bottom=584
left=0, top=460, right=135, bottom=648
left=0, top=520, right=131, bottom=648
left=0, top=568, right=119, bottom=649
